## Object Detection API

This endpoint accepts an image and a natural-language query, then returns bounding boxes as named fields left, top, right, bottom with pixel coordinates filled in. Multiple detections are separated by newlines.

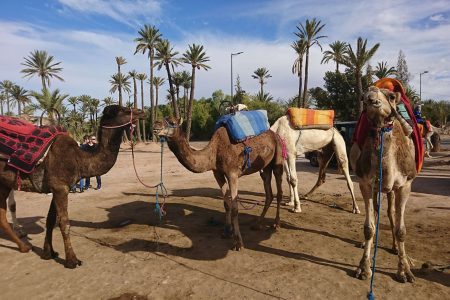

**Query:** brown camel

left=350, top=86, right=417, bottom=283
left=153, top=117, right=284, bottom=250
left=0, top=105, right=144, bottom=268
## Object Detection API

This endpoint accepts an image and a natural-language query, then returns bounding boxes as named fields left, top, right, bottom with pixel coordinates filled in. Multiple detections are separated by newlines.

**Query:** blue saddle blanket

left=215, top=110, right=270, bottom=142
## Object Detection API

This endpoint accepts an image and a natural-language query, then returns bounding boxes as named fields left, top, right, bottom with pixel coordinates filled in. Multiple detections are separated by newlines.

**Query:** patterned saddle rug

left=287, top=107, right=335, bottom=129
left=0, top=116, right=68, bottom=173
left=215, top=110, right=270, bottom=142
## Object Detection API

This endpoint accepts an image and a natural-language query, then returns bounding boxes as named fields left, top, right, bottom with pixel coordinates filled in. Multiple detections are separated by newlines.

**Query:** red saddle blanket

left=0, top=116, right=68, bottom=173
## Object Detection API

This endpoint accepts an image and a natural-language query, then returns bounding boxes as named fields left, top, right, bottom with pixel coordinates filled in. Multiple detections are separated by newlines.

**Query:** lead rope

left=368, top=126, right=390, bottom=300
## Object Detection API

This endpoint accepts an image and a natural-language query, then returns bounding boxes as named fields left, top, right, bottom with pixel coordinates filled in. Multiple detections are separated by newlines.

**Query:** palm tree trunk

left=150, top=51, right=156, bottom=142
left=0, top=101, right=3, bottom=115
left=302, top=47, right=310, bottom=108
left=155, top=86, right=159, bottom=116
left=297, top=56, right=303, bottom=107
left=118, top=64, right=123, bottom=107
left=41, top=77, right=47, bottom=91
left=356, top=69, right=363, bottom=119
left=165, top=63, right=180, bottom=119
left=183, top=88, right=187, bottom=119
left=336, top=62, right=339, bottom=73
left=260, top=80, right=264, bottom=95
left=18, top=101, right=21, bottom=115
left=185, top=67, right=196, bottom=142
left=133, top=77, right=142, bottom=143
left=6, top=92, right=10, bottom=115
left=140, top=79, right=147, bottom=142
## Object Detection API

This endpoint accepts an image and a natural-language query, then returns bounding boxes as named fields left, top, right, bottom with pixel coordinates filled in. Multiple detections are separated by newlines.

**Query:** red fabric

left=0, top=116, right=68, bottom=173
left=352, top=93, right=424, bottom=173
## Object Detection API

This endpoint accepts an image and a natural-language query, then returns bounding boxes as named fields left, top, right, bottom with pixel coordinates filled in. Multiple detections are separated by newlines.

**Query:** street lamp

left=231, top=51, right=243, bottom=102
left=419, top=70, right=429, bottom=103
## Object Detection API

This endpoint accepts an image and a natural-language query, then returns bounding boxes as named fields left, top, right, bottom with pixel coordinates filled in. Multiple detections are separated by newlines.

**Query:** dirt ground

left=1, top=138, right=449, bottom=300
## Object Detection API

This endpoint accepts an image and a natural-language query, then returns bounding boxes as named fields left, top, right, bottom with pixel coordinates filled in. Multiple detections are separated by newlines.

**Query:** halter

left=101, top=109, right=135, bottom=129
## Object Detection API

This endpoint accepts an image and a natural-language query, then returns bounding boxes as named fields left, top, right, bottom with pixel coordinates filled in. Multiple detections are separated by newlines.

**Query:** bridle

left=101, top=109, right=136, bottom=130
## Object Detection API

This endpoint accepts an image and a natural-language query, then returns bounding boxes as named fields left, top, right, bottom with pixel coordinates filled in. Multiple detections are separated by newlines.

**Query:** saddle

left=215, top=110, right=270, bottom=142
left=0, top=116, right=68, bottom=173
left=286, top=107, right=335, bottom=130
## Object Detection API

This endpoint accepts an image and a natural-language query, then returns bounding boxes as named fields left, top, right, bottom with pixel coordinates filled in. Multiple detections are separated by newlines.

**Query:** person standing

left=71, top=135, right=89, bottom=192
left=84, top=135, right=102, bottom=190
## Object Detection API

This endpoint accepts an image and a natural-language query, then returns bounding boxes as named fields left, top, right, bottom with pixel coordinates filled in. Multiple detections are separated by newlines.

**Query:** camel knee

left=396, top=227, right=406, bottom=242
left=289, top=176, right=298, bottom=187
left=364, top=225, right=375, bottom=240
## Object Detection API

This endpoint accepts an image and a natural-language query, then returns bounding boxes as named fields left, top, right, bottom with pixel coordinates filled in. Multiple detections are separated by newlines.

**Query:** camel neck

left=166, top=129, right=216, bottom=173
left=78, top=127, right=123, bottom=178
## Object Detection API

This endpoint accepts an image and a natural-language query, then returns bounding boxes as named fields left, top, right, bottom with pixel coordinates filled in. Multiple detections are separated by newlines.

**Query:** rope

left=368, top=126, right=391, bottom=300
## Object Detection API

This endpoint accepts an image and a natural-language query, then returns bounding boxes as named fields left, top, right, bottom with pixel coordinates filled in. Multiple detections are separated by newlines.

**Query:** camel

left=6, top=190, right=26, bottom=237
left=351, top=86, right=417, bottom=283
left=270, top=116, right=359, bottom=213
left=153, top=117, right=284, bottom=251
left=0, top=105, right=144, bottom=268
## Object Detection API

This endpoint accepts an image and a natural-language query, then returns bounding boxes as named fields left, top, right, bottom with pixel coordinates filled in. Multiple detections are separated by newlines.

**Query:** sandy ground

left=1, top=139, right=449, bottom=300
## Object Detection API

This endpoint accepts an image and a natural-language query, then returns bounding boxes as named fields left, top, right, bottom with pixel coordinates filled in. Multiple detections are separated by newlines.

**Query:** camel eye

left=389, top=94, right=396, bottom=101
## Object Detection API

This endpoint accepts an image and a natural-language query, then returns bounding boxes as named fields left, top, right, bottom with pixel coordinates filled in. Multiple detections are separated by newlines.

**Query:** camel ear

left=390, top=92, right=402, bottom=104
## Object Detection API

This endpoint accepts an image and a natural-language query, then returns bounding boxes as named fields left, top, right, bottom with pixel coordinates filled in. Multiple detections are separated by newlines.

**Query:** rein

left=102, top=109, right=135, bottom=129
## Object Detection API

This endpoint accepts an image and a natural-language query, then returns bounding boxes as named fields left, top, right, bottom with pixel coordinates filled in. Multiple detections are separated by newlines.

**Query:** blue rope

left=154, top=137, right=168, bottom=221
left=244, top=145, right=252, bottom=169
left=368, top=126, right=392, bottom=300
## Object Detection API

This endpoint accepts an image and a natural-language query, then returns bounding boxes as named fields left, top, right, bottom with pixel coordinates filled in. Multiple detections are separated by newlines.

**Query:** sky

left=1, top=0, right=450, bottom=107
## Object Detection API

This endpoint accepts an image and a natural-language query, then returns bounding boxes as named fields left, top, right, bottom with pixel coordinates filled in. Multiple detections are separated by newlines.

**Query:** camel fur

left=351, top=86, right=417, bottom=283
left=0, top=105, right=144, bottom=268
left=270, top=116, right=359, bottom=213
left=153, top=117, right=284, bottom=251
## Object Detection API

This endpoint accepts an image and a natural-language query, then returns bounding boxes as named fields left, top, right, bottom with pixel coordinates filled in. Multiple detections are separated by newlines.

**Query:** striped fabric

left=287, top=107, right=335, bottom=129
left=215, top=110, right=270, bottom=142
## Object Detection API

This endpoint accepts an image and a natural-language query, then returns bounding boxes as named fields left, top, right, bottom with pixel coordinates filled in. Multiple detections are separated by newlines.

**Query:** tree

left=30, top=88, right=68, bottom=122
left=155, top=39, right=181, bottom=118
left=374, top=61, right=397, bottom=79
left=102, top=96, right=115, bottom=106
left=254, top=91, right=274, bottom=102
left=291, top=39, right=307, bottom=107
left=251, top=67, right=272, bottom=95
left=0, top=80, right=14, bottom=114
left=128, top=70, right=142, bottom=142
left=296, top=18, right=327, bottom=106
left=181, top=70, right=191, bottom=118
left=396, top=50, right=410, bottom=87
left=115, top=56, right=127, bottom=106
left=0, top=93, right=5, bottom=115
left=21, top=50, right=63, bottom=90
left=152, top=76, right=165, bottom=118
left=172, top=71, right=184, bottom=112
left=109, top=73, right=131, bottom=101
left=181, top=43, right=211, bottom=141
left=67, top=96, right=78, bottom=113
left=321, top=40, right=347, bottom=73
left=10, top=85, right=30, bottom=115
left=340, top=37, right=380, bottom=118
left=136, top=73, right=148, bottom=142
left=134, top=25, right=162, bottom=132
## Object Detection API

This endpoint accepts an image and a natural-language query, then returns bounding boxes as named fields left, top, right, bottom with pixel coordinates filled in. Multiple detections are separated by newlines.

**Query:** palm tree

left=90, top=98, right=100, bottom=129
left=251, top=67, right=272, bottom=95
left=134, top=25, right=162, bottom=131
left=172, top=71, right=185, bottom=116
left=255, top=91, right=274, bottom=102
left=10, top=85, right=30, bottom=115
left=136, top=73, right=148, bottom=142
left=296, top=18, right=327, bottom=106
left=321, top=40, right=347, bottom=73
left=109, top=73, right=131, bottom=102
left=0, top=93, right=5, bottom=115
left=340, top=37, right=380, bottom=118
left=21, top=50, right=63, bottom=90
left=291, top=39, right=307, bottom=107
left=102, top=96, right=116, bottom=106
left=67, top=96, right=79, bottom=113
left=155, top=39, right=181, bottom=118
left=374, top=61, right=397, bottom=79
left=152, top=76, right=165, bottom=115
left=180, top=70, right=191, bottom=118
left=181, top=43, right=211, bottom=141
left=115, top=56, right=127, bottom=106
left=128, top=70, right=142, bottom=142
left=30, top=88, right=68, bottom=122
left=0, top=80, right=14, bottom=114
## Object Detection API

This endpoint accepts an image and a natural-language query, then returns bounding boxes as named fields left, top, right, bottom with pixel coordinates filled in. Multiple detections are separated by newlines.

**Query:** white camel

left=271, top=115, right=359, bottom=214
left=7, top=191, right=26, bottom=237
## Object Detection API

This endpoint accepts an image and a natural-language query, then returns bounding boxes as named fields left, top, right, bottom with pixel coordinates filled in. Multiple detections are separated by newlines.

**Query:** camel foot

left=390, top=246, right=399, bottom=255
left=282, top=201, right=295, bottom=207
left=42, top=249, right=59, bottom=260
left=289, top=207, right=302, bottom=213
left=355, top=259, right=371, bottom=280
left=302, top=194, right=310, bottom=200
left=353, top=208, right=361, bottom=214
left=272, top=222, right=281, bottom=230
left=65, top=258, right=83, bottom=269
left=231, top=241, right=244, bottom=251
left=396, top=270, right=415, bottom=283
left=18, top=243, right=31, bottom=253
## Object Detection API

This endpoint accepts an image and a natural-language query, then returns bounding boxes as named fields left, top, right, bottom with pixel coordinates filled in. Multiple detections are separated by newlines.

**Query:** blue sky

left=1, top=0, right=450, bottom=107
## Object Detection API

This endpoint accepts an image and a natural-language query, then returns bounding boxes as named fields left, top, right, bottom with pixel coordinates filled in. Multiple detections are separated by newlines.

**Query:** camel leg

left=52, top=187, right=82, bottom=268
left=273, top=163, right=283, bottom=228
left=7, top=190, right=27, bottom=237
left=387, top=191, right=398, bottom=254
left=394, top=182, right=415, bottom=283
left=0, top=186, right=30, bottom=253
left=285, top=154, right=301, bottom=213
left=304, top=147, right=333, bottom=198
left=355, top=182, right=375, bottom=280
left=213, top=171, right=232, bottom=238
left=253, top=167, right=273, bottom=230
left=42, top=200, right=59, bottom=260
left=227, top=174, right=243, bottom=251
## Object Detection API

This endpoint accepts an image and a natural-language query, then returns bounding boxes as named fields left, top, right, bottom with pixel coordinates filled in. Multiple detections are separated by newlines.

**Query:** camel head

left=153, top=116, right=183, bottom=138
left=100, top=105, right=145, bottom=128
left=363, top=86, right=401, bottom=127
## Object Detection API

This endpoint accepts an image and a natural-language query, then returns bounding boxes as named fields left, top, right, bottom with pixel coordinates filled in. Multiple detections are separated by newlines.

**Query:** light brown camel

left=0, top=105, right=144, bottom=268
left=350, top=86, right=417, bottom=283
left=153, top=117, right=284, bottom=250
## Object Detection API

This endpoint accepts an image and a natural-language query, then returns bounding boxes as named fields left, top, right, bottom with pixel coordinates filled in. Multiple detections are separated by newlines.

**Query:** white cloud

left=430, top=14, right=445, bottom=22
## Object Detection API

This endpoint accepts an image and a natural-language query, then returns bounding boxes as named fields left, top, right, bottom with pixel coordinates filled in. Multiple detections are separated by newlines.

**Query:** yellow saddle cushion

left=287, top=107, right=335, bottom=129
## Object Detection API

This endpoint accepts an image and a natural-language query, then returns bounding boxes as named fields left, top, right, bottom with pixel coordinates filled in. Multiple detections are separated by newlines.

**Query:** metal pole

left=419, top=73, right=422, bottom=103
left=231, top=53, right=233, bottom=101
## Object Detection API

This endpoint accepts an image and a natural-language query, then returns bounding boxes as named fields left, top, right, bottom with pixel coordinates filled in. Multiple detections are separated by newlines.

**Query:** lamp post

left=419, top=70, right=429, bottom=103
left=231, top=51, right=243, bottom=102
